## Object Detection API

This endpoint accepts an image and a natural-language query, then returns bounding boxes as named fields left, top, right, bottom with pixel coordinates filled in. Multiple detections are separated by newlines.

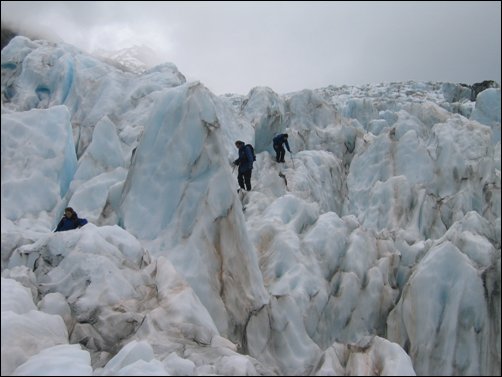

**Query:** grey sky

left=2, top=1, right=501, bottom=95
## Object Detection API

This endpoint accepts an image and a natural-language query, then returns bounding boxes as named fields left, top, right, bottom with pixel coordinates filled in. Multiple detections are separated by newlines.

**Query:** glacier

left=1, top=36, right=500, bottom=376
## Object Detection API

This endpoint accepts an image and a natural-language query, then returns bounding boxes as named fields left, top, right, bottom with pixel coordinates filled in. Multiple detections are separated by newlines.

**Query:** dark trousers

left=238, top=170, right=252, bottom=191
left=273, top=144, right=285, bottom=162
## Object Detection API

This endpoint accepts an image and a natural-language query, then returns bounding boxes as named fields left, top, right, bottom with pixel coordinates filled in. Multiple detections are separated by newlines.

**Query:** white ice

left=1, top=36, right=500, bottom=376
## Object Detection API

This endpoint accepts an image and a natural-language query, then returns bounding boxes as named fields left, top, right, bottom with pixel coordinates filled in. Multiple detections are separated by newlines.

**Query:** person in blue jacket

left=55, top=207, right=88, bottom=232
left=233, top=140, right=254, bottom=191
left=272, top=133, right=291, bottom=163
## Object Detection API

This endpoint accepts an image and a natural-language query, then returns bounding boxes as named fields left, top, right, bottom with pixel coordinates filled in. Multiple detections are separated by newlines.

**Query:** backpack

left=245, top=144, right=256, bottom=162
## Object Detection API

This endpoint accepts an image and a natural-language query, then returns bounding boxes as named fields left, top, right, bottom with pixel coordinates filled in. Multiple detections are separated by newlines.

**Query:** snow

left=1, top=35, right=500, bottom=375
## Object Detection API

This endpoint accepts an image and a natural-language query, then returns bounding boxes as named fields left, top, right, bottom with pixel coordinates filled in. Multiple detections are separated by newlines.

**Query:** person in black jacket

left=272, top=133, right=291, bottom=163
left=55, top=207, right=88, bottom=232
left=233, top=140, right=254, bottom=191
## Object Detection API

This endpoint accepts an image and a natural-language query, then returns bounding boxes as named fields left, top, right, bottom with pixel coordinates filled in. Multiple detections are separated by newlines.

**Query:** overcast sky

left=2, top=1, right=501, bottom=95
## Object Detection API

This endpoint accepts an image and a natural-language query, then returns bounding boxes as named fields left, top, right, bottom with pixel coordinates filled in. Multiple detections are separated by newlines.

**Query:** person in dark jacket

left=233, top=140, right=254, bottom=191
left=55, top=207, right=88, bottom=232
left=272, top=133, right=291, bottom=163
